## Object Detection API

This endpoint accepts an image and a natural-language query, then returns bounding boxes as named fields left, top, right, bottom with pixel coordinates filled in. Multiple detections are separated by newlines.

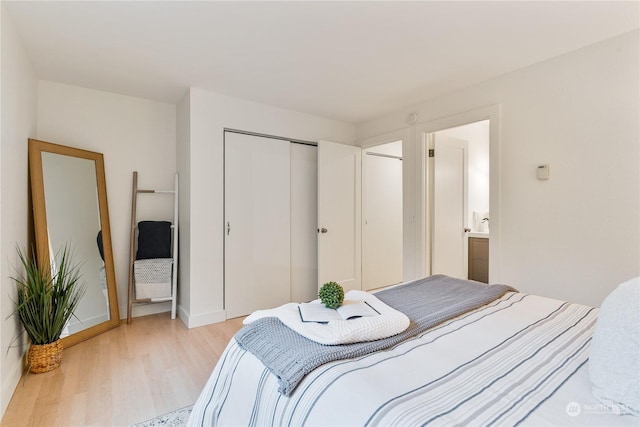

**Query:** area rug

left=131, top=404, right=193, bottom=427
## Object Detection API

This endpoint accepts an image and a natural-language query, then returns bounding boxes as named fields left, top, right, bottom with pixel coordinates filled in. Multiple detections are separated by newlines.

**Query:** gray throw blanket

left=234, top=275, right=516, bottom=396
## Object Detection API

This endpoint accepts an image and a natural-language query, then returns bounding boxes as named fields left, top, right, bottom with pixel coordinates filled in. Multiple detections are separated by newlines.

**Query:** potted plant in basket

left=10, top=245, right=85, bottom=373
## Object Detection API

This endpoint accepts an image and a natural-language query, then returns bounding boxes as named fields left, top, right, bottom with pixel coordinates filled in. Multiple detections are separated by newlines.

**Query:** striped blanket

left=235, top=275, right=515, bottom=395
left=188, top=290, right=630, bottom=426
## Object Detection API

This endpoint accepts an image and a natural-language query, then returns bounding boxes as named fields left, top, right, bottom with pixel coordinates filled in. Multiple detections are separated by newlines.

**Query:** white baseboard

left=178, top=305, right=226, bottom=328
left=117, top=301, right=226, bottom=328
left=1, top=349, right=26, bottom=419
left=118, top=301, right=172, bottom=321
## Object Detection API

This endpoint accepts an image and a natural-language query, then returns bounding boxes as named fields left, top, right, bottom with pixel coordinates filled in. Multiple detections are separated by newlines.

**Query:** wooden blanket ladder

left=127, top=171, right=179, bottom=324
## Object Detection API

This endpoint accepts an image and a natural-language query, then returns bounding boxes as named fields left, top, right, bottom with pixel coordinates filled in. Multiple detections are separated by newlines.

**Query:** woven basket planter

left=27, top=340, right=63, bottom=373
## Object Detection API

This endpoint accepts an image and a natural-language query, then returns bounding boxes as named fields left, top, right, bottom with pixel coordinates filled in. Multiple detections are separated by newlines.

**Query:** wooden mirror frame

left=28, top=138, right=120, bottom=347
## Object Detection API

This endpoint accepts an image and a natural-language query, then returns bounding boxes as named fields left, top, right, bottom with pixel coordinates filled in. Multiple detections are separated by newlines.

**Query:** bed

left=188, top=275, right=639, bottom=426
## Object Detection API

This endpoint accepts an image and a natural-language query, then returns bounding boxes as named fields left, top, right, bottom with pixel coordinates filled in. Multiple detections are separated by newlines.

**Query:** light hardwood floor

left=1, top=313, right=244, bottom=427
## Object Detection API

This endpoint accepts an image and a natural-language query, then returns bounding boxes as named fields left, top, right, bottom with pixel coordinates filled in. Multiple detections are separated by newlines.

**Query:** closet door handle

left=227, top=221, right=231, bottom=236
left=318, top=227, right=328, bottom=234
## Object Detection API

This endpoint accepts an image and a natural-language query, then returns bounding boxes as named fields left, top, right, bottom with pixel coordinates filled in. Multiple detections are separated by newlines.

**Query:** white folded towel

left=243, top=290, right=410, bottom=345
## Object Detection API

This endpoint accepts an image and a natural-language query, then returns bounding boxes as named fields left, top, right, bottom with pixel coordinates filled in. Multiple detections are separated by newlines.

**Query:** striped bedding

left=188, top=291, right=636, bottom=426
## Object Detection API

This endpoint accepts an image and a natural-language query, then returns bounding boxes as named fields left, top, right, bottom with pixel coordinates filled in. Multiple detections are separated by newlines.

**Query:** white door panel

left=432, top=135, right=468, bottom=279
left=225, top=133, right=291, bottom=318
left=317, top=141, right=361, bottom=292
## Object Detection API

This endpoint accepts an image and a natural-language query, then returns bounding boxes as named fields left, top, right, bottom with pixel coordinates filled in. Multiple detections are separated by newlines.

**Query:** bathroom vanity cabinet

left=468, top=236, right=489, bottom=283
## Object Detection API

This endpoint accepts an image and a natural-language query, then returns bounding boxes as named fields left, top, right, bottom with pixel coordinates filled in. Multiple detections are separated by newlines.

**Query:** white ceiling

left=4, top=1, right=639, bottom=124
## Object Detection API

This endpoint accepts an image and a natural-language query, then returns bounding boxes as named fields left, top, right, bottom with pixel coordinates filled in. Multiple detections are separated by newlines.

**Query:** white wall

left=0, top=4, right=38, bottom=417
left=36, top=81, right=177, bottom=320
left=356, top=30, right=640, bottom=307
left=179, top=88, right=355, bottom=327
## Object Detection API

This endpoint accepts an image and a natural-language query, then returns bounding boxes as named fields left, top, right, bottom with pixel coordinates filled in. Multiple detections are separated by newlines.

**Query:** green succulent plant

left=318, top=281, right=344, bottom=309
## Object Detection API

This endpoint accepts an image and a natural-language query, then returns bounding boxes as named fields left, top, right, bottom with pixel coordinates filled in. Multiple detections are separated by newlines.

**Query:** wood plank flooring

left=1, top=313, right=244, bottom=427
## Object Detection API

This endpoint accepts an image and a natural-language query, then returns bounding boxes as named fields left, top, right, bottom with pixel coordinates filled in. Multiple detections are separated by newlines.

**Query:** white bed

left=188, top=279, right=638, bottom=426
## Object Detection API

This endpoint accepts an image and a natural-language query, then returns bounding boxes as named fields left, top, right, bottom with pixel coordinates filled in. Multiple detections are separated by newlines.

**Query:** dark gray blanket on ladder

left=234, top=275, right=516, bottom=396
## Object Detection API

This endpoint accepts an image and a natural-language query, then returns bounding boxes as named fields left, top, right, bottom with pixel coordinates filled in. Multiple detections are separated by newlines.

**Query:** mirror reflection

left=29, top=139, right=119, bottom=347
left=41, top=152, right=110, bottom=334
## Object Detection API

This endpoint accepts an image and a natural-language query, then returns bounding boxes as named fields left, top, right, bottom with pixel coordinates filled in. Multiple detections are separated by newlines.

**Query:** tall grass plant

left=11, top=245, right=86, bottom=345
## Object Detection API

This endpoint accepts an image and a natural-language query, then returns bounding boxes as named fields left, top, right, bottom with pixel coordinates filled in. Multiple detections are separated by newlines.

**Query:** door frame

left=416, top=104, right=501, bottom=283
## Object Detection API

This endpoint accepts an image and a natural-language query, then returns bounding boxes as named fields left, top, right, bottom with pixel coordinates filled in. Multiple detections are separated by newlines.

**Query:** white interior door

left=317, top=140, right=361, bottom=292
left=362, top=145, right=403, bottom=291
left=224, top=132, right=291, bottom=318
left=432, top=134, right=468, bottom=279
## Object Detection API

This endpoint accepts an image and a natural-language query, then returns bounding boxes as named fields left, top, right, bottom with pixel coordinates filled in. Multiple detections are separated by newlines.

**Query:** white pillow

left=589, top=276, right=640, bottom=415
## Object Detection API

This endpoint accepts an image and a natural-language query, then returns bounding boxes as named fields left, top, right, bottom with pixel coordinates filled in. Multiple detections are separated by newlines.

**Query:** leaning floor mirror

left=28, top=138, right=120, bottom=347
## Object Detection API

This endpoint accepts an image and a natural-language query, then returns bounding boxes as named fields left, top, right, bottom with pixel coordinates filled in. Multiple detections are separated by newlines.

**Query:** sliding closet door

left=224, top=133, right=291, bottom=318
left=290, top=143, right=318, bottom=303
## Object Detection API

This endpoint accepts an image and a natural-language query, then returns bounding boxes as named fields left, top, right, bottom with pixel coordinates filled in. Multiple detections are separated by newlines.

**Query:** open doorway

left=362, top=140, right=403, bottom=290
left=426, top=119, right=490, bottom=281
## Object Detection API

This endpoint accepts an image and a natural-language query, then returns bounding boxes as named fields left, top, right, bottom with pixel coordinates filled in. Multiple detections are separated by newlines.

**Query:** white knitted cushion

left=589, top=276, right=640, bottom=415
